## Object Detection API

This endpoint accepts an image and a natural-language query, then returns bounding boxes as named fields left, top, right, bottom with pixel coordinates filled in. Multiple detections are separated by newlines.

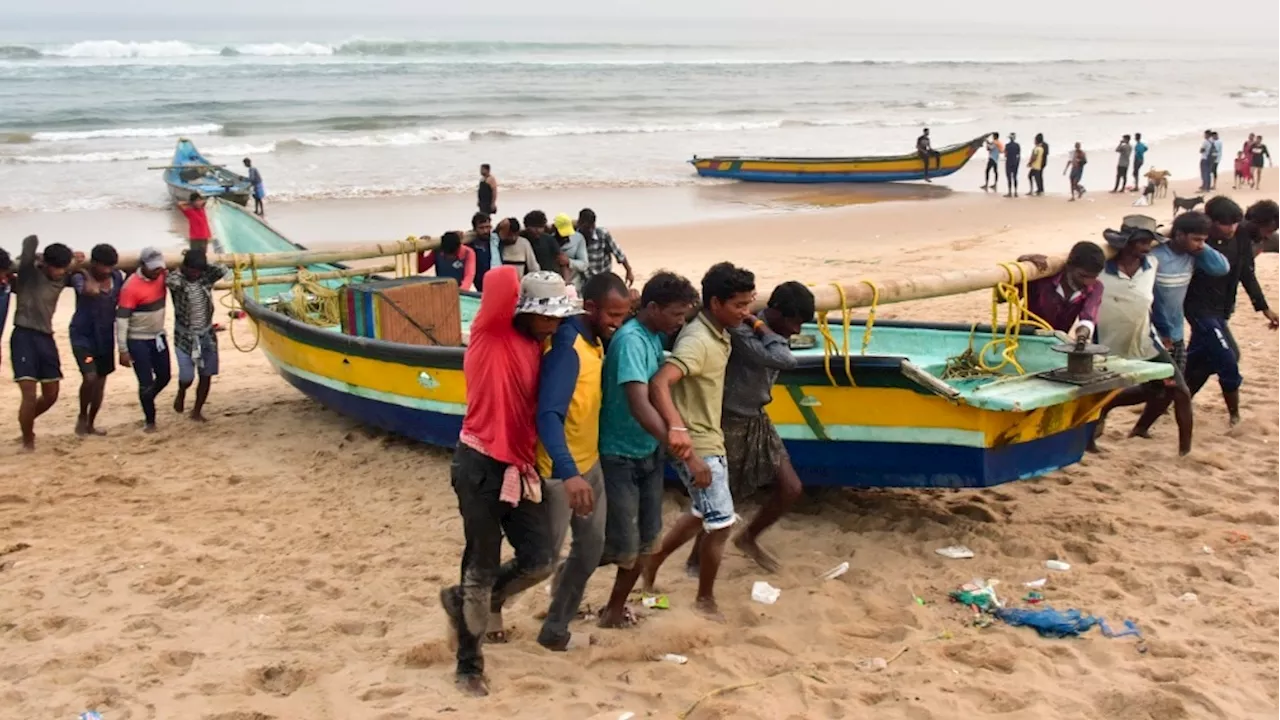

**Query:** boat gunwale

left=689, top=135, right=985, bottom=166
left=165, top=138, right=253, bottom=201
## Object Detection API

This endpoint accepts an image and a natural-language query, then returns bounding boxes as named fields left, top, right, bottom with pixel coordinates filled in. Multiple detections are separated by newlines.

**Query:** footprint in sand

left=246, top=663, right=309, bottom=697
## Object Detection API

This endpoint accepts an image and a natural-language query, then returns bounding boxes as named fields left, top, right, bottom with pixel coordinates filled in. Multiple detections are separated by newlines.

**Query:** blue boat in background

left=162, top=138, right=253, bottom=206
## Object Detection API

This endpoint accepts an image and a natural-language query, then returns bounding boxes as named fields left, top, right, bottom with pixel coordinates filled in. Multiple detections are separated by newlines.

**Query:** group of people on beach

left=1014, top=197, right=1278, bottom=456
left=424, top=186, right=817, bottom=696
left=0, top=194, right=225, bottom=449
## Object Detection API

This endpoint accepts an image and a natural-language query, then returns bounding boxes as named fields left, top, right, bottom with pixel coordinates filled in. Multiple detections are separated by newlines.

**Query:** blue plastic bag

left=996, top=606, right=1140, bottom=639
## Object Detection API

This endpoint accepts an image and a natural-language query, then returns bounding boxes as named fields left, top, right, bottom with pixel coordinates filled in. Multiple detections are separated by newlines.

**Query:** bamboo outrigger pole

left=211, top=263, right=398, bottom=291
left=757, top=255, right=1069, bottom=315
left=108, top=236, right=445, bottom=273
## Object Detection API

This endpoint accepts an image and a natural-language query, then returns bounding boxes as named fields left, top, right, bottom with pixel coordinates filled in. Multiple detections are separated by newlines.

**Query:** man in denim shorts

left=596, top=272, right=698, bottom=629
left=643, top=262, right=756, bottom=620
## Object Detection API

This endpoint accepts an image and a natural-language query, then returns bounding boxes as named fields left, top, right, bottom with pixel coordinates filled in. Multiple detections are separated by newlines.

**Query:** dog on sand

left=1145, top=168, right=1171, bottom=198
left=1172, top=194, right=1205, bottom=216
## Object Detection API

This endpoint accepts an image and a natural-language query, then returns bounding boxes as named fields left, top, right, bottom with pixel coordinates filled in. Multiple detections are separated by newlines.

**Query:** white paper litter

left=751, top=581, right=781, bottom=604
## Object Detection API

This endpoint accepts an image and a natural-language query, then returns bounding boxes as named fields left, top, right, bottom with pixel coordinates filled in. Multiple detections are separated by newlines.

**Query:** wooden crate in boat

left=341, top=277, right=462, bottom=347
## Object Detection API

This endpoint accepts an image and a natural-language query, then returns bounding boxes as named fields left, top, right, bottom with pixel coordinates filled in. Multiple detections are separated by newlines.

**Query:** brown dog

left=1144, top=168, right=1171, bottom=198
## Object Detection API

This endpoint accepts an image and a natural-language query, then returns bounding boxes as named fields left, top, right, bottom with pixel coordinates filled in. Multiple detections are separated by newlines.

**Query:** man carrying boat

left=69, top=243, right=124, bottom=437
left=437, top=266, right=582, bottom=697
left=643, top=262, right=757, bottom=621
left=417, top=231, right=476, bottom=291
left=1180, top=197, right=1277, bottom=425
left=1130, top=211, right=1228, bottom=445
left=169, top=249, right=228, bottom=423
left=467, top=213, right=499, bottom=292
left=1088, top=215, right=1194, bottom=455
left=597, top=271, right=699, bottom=629
left=576, top=208, right=635, bottom=286
left=116, top=247, right=172, bottom=433
left=532, top=271, right=633, bottom=651
left=10, top=235, right=78, bottom=451
left=1016, top=241, right=1105, bottom=341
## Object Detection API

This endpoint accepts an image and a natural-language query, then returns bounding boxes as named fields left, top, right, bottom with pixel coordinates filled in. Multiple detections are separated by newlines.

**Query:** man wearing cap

left=117, top=247, right=171, bottom=432
left=168, top=249, right=228, bottom=422
left=1089, top=216, right=1193, bottom=455
left=552, top=213, right=589, bottom=292
left=531, top=271, right=633, bottom=652
left=437, top=265, right=582, bottom=697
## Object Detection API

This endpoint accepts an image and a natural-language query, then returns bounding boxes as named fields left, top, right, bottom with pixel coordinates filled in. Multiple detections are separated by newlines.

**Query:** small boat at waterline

left=162, top=138, right=253, bottom=205
left=691, top=135, right=985, bottom=184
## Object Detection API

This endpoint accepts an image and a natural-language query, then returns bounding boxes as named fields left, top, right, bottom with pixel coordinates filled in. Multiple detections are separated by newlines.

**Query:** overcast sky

left=4, top=0, right=1278, bottom=35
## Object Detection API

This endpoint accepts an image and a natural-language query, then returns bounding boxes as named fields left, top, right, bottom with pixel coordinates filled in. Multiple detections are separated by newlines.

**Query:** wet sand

left=0, top=166, right=1277, bottom=718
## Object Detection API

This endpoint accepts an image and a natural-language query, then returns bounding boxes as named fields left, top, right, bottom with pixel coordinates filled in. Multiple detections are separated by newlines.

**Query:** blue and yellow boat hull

left=244, top=296, right=1170, bottom=489
left=691, top=135, right=984, bottom=183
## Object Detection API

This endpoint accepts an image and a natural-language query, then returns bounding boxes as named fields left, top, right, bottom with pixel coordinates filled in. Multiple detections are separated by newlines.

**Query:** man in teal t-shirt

left=1131, top=133, right=1148, bottom=191
left=596, top=272, right=698, bottom=629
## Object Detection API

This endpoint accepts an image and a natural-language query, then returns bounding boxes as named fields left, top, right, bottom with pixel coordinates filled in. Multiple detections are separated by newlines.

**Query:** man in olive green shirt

left=644, top=262, right=756, bottom=620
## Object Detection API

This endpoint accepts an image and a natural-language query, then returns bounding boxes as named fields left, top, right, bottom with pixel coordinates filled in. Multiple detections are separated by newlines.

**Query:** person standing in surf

left=1064, top=142, right=1087, bottom=201
left=243, top=157, right=265, bottom=216
left=478, top=163, right=498, bottom=215
left=1004, top=133, right=1021, bottom=198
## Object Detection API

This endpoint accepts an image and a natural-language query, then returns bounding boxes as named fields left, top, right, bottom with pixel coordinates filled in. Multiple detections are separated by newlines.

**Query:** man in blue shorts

left=643, top=262, right=755, bottom=620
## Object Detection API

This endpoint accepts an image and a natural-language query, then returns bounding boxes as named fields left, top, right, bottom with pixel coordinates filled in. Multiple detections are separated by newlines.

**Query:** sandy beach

left=1, top=158, right=1278, bottom=720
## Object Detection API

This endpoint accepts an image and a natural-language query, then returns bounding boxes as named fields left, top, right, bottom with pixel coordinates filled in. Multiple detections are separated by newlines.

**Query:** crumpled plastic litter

left=995, top=606, right=1141, bottom=639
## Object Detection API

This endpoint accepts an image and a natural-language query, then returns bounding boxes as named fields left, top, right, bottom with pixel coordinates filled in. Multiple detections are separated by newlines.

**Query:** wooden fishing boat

left=211, top=200, right=1172, bottom=489
left=162, top=138, right=252, bottom=206
left=691, top=135, right=985, bottom=183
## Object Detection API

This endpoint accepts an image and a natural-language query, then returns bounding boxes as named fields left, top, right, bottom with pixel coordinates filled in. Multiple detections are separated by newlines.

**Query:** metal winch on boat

left=1042, top=338, right=1118, bottom=385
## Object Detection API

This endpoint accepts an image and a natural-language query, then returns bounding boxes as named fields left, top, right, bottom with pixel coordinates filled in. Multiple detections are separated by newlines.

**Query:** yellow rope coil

left=813, top=282, right=858, bottom=387
left=225, top=253, right=261, bottom=353
left=971, top=261, right=1054, bottom=375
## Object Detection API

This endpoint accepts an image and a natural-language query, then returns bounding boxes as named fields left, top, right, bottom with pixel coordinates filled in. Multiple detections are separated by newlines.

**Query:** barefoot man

left=70, top=244, right=124, bottom=436
left=597, top=272, right=699, bottom=629
left=643, top=262, right=756, bottom=620
left=10, top=235, right=76, bottom=450
left=438, top=267, right=579, bottom=696
left=168, top=249, right=227, bottom=422
left=717, top=281, right=814, bottom=571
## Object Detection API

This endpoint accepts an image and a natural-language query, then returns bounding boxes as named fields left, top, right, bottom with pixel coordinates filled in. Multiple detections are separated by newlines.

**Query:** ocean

left=0, top=17, right=1276, bottom=214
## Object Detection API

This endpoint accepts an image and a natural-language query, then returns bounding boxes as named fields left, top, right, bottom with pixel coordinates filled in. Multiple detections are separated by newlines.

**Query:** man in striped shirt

left=577, top=209, right=634, bottom=286
left=168, top=249, right=227, bottom=422
left=117, top=247, right=171, bottom=431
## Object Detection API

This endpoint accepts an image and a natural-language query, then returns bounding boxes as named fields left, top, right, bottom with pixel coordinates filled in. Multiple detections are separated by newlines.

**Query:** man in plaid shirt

left=167, top=249, right=228, bottom=422
left=578, top=208, right=635, bottom=286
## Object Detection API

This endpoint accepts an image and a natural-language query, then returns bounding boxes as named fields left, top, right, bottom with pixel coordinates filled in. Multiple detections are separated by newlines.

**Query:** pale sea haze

left=0, top=14, right=1276, bottom=213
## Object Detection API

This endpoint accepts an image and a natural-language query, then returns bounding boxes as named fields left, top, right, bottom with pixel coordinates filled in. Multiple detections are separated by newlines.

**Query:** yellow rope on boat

left=948, top=260, right=1054, bottom=377
left=858, top=279, right=879, bottom=355
left=226, top=253, right=261, bottom=353
left=813, top=283, right=855, bottom=387
left=284, top=267, right=345, bottom=327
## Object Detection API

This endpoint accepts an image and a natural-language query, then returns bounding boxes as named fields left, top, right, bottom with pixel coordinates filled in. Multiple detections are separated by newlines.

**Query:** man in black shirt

left=1240, top=200, right=1279, bottom=257
left=1004, top=133, right=1022, bottom=198
left=916, top=128, right=940, bottom=182
left=1183, top=196, right=1278, bottom=426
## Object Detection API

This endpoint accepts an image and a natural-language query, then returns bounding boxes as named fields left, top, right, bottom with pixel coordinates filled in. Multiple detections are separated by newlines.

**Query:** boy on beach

left=437, top=267, right=580, bottom=697
left=176, top=194, right=213, bottom=254
left=1028, top=134, right=1047, bottom=196
left=1131, top=133, right=1148, bottom=191
left=1016, top=241, right=1105, bottom=341
left=1233, top=151, right=1251, bottom=189
left=597, top=271, right=699, bottom=629
left=1180, top=197, right=1277, bottom=425
left=642, top=262, right=756, bottom=620
left=1113, top=135, right=1132, bottom=193
left=1130, top=211, right=1228, bottom=443
left=169, top=249, right=228, bottom=422
left=11, top=235, right=77, bottom=450
left=116, top=247, right=171, bottom=432
left=70, top=243, right=124, bottom=437
left=531, top=271, right=632, bottom=651
left=982, top=132, right=1002, bottom=192
left=1064, top=143, right=1087, bottom=200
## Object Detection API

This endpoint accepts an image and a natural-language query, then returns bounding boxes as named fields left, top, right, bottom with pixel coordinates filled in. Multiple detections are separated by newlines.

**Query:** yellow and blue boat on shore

left=691, top=135, right=985, bottom=183
left=213, top=201, right=1171, bottom=489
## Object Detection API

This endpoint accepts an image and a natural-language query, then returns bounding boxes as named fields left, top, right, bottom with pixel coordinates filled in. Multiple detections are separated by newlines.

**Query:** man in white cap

left=437, top=265, right=583, bottom=697
left=116, top=247, right=171, bottom=431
